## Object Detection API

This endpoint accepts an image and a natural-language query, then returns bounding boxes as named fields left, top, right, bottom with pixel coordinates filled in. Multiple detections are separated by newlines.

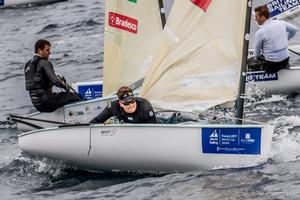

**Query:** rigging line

left=288, top=48, right=300, bottom=57
left=9, top=118, right=44, bottom=129
left=223, top=115, right=266, bottom=125
left=8, top=114, right=68, bottom=125
left=87, top=123, right=95, bottom=156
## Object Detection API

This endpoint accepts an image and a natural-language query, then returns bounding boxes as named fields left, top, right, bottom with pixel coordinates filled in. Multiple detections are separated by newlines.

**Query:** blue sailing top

left=254, top=19, right=298, bottom=62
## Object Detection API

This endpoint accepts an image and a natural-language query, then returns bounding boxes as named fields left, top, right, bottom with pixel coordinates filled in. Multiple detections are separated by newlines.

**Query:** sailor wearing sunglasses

left=89, top=86, right=157, bottom=124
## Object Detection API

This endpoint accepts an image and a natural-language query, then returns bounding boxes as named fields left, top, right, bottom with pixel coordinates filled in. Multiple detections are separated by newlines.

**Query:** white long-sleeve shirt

left=254, top=19, right=298, bottom=62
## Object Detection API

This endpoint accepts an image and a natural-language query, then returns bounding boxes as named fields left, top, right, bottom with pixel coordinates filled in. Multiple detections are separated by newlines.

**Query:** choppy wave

left=3, top=157, right=300, bottom=200
left=0, top=154, right=163, bottom=199
left=37, top=24, right=61, bottom=34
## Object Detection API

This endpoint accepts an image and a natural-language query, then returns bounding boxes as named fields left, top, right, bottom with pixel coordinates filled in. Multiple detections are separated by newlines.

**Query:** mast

left=158, top=0, right=166, bottom=28
left=236, top=0, right=252, bottom=124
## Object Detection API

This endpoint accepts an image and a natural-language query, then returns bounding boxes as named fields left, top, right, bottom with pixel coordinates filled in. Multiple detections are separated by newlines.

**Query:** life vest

left=24, top=56, right=52, bottom=90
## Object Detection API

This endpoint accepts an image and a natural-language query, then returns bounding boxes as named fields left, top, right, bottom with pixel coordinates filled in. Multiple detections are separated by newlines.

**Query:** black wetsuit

left=89, top=97, right=157, bottom=124
left=25, top=55, right=80, bottom=112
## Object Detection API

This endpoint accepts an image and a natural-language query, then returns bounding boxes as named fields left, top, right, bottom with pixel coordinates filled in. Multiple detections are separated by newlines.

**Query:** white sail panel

left=103, top=0, right=163, bottom=95
left=140, top=0, right=247, bottom=112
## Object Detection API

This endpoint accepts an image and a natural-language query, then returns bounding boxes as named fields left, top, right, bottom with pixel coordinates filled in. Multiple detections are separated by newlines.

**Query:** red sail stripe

left=191, top=0, right=212, bottom=12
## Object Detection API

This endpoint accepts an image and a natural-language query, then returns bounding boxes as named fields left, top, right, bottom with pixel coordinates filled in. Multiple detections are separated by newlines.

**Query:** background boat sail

left=19, top=0, right=274, bottom=173
left=246, top=0, right=300, bottom=94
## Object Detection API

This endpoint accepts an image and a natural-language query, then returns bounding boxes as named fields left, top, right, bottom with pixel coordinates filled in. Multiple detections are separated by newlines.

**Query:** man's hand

left=58, top=75, right=69, bottom=92
left=60, top=76, right=67, bottom=84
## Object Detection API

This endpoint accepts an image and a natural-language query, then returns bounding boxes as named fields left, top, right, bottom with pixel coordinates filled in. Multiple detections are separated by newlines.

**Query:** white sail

left=140, top=0, right=247, bottom=113
left=103, top=0, right=164, bottom=95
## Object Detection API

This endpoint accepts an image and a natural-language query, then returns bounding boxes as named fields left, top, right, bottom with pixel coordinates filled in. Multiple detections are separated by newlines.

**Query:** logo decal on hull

left=100, top=128, right=116, bottom=136
left=246, top=71, right=278, bottom=82
left=202, top=127, right=261, bottom=155
left=78, top=85, right=103, bottom=100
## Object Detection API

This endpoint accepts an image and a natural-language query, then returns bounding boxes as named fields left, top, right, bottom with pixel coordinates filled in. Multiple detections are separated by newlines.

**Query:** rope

left=87, top=123, right=96, bottom=156
left=224, top=115, right=266, bottom=125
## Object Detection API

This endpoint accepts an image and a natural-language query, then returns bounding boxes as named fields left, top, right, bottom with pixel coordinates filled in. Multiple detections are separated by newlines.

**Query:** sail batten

left=140, top=0, right=247, bottom=113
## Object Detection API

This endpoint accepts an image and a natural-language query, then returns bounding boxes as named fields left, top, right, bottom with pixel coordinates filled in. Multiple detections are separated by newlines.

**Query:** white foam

left=269, top=116, right=300, bottom=163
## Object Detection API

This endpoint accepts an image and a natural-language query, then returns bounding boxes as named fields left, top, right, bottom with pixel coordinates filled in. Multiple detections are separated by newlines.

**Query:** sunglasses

left=121, top=99, right=136, bottom=106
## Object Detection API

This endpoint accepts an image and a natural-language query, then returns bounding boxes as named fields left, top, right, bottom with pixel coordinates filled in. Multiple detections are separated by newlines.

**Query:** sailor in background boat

left=89, top=86, right=157, bottom=124
left=25, top=39, right=81, bottom=112
left=248, top=5, right=298, bottom=73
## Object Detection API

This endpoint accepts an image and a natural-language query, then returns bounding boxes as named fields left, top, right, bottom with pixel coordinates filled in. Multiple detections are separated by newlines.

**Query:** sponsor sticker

left=202, top=127, right=261, bottom=154
left=108, top=12, right=138, bottom=34
left=67, top=110, right=84, bottom=117
left=266, top=0, right=300, bottom=19
left=128, top=0, right=137, bottom=3
left=100, top=128, right=116, bottom=136
left=78, top=85, right=103, bottom=100
left=246, top=72, right=278, bottom=82
left=0, top=0, right=4, bottom=6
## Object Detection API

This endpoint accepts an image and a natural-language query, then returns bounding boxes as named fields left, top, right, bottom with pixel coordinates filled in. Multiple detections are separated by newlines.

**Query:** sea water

left=0, top=0, right=300, bottom=199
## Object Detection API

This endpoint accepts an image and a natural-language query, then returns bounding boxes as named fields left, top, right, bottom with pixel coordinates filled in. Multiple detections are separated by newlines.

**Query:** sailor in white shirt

left=248, top=5, right=298, bottom=73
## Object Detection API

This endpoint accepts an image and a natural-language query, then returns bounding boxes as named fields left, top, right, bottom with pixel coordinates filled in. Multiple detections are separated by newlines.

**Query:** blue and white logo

left=78, top=85, right=103, bottom=100
left=84, top=88, right=92, bottom=96
left=202, top=127, right=261, bottom=155
left=209, top=130, right=218, bottom=145
left=0, top=0, right=4, bottom=6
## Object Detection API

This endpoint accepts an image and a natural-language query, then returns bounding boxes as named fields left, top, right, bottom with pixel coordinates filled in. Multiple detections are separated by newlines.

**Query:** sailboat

left=0, top=0, right=65, bottom=8
left=10, top=0, right=165, bottom=131
left=246, top=0, right=300, bottom=94
left=19, top=0, right=274, bottom=173
left=11, top=0, right=300, bottom=132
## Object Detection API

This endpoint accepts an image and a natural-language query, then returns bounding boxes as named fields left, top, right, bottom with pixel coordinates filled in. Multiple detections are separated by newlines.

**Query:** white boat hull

left=19, top=124, right=274, bottom=172
left=14, top=95, right=115, bottom=131
left=246, top=67, right=300, bottom=94
left=0, top=0, right=63, bottom=8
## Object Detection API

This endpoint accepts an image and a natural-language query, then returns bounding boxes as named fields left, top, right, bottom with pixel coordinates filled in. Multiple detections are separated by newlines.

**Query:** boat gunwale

left=19, top=123, right=270, bottom=137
